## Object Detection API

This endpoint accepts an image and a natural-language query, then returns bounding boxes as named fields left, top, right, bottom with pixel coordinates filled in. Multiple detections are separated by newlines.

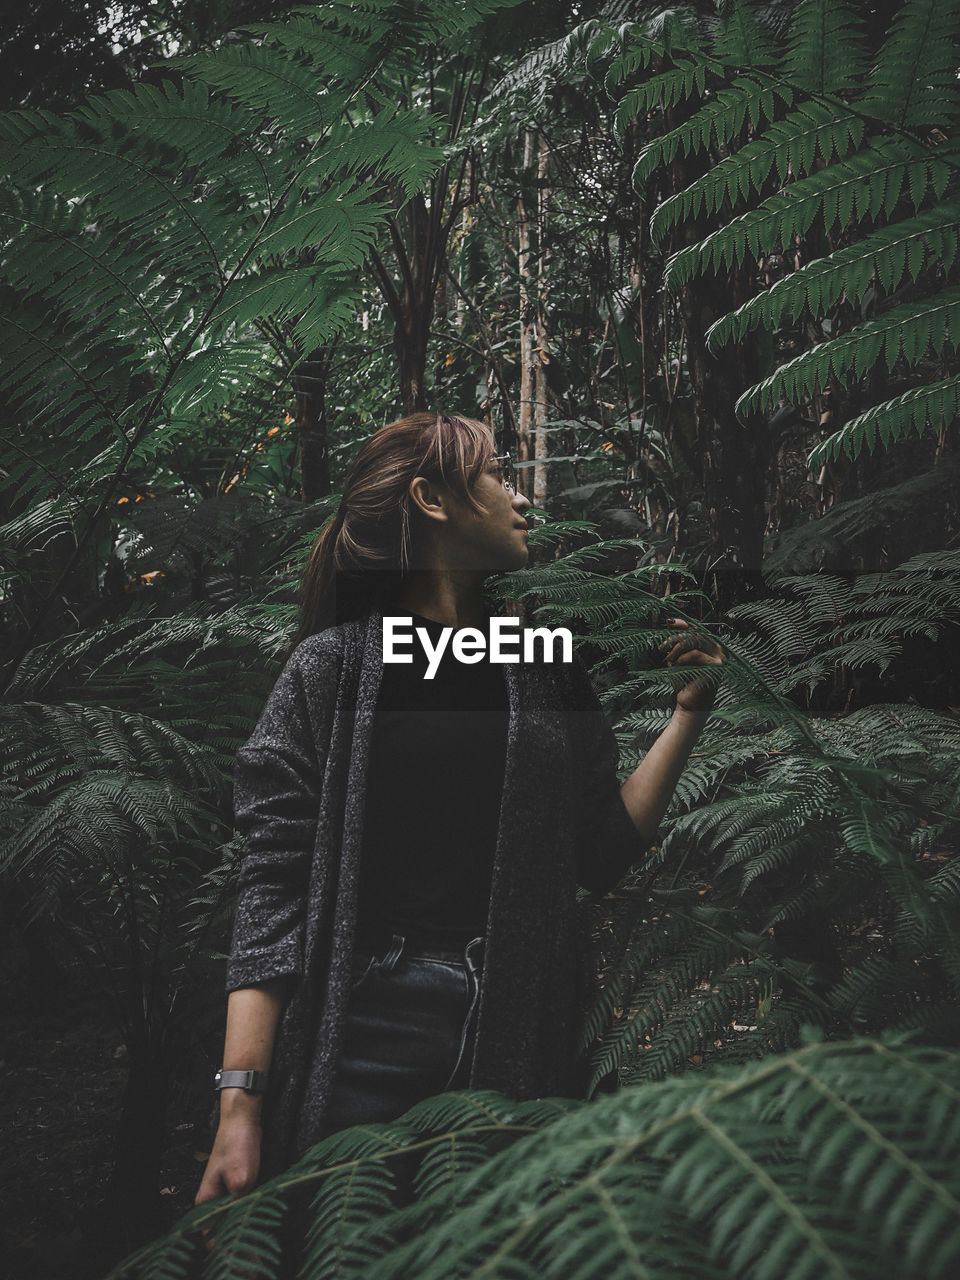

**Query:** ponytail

left=285, top=412, right=495, bottom=656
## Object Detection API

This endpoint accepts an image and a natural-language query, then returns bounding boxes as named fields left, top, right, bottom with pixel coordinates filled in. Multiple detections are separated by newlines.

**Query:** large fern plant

left=0, top=0, right=519, bottom=953
left=487, top=528, right=960, bottom=1088
left=111, top=1039, right=960, bottom=1279
left=0, top=0, right=518, bottom=1231
left=0, top=0, right=524, bottom=669
left=597, top=0, right=960, bottom=478
left=503, top=0, right=960, bottom=1085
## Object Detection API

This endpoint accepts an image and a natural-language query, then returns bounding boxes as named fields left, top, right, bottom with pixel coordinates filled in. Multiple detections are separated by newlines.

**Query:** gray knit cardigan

left=225, top=608, right=642, bottom=1175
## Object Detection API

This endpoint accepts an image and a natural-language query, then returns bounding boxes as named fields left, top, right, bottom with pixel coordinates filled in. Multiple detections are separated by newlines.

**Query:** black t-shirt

left=356, top=612, right=509, bottom=946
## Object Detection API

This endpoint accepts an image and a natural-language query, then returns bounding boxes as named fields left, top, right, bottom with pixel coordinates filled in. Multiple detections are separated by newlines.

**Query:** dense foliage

left=113, top=1040, right=960, bottom=1279
left=1, top=0, right=958, bottom=1273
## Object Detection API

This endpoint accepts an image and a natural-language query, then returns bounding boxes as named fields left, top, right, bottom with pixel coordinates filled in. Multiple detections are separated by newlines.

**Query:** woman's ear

left=407, top=475, right=451, bottom=524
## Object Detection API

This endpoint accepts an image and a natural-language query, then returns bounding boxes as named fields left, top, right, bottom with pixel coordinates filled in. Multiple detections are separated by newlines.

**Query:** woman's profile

left=195, top=411, right=723, bottom=1202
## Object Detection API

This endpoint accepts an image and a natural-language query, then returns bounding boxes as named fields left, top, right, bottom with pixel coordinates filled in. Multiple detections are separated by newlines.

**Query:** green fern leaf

left=781, top=0, right=868, bottom=95
left=670, top=148, right=956, bottom=291
left=649, top=101, right=869, bottom=243
left=712, top=0, right=779, bottom=69
left=807, top=374, right=960, bottom=467
left=110, top=1045, right=960, bottom=1280
left=705, top=203, right=960, bottom=347
left=634, top=78, right=791, bottom=192
left=859, top=0, right=960, bottom=130
left=737, top=287, right=960, bottom=416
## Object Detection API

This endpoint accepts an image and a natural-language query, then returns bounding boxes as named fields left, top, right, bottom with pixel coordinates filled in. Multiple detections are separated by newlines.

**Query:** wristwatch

left=214, top=1068, right=269, bottom=1094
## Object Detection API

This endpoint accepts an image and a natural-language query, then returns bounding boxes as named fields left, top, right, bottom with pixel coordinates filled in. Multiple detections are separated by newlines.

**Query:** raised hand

left=659, top=617, right=725, bottom=714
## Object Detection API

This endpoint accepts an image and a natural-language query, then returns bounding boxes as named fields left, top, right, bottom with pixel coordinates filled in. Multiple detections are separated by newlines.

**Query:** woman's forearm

left=619, top=703, right=710, bottom=846
left=196, top=978, right=292, bottom=1204
left=217, top=978, right=291, bottom=1124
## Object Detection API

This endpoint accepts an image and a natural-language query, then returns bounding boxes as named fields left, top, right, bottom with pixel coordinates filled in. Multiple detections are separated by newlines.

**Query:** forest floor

left=0, top=958, right=206, bottom=1280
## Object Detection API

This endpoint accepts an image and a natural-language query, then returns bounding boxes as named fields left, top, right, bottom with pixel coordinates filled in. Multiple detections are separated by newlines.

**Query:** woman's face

left=441, top=452, right=532, bottom=573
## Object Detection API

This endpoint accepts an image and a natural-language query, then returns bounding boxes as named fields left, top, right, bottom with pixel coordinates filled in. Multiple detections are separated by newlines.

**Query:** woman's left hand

left=660, top=617, right=725, bottom=713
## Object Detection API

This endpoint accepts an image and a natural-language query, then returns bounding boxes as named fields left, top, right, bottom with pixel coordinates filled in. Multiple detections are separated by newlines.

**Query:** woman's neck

left=394, top=569, right=489, bottom=629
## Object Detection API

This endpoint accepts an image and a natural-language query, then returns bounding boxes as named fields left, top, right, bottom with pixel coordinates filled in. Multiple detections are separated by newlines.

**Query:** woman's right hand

left=197, top=981, right=289, bottom=1207
left=195, top=1115, right=263, bottom=1204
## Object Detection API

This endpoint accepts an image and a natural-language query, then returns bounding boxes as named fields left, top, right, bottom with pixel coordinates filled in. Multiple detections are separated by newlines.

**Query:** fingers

left=672, top=648, right=709, bottom=665
left=196, top=1173, right=255, bottom=1205
left=195, top=1176, right=222, bottom=1207
left=195, top=1167, right=257, bottom=1255
left=660, top=622, right=705, bottom=662
left=658, top=617, right=723, bottom=665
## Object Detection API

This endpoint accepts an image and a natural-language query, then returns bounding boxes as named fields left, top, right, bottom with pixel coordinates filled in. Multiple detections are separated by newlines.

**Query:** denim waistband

left=355, top=930, right=485, bottom=969
left=356, top=927, right=485, bottom=962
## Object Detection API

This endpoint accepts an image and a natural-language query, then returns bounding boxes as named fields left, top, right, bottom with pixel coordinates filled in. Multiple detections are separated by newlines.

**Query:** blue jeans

left=324, top=933, right=485, bottom=1134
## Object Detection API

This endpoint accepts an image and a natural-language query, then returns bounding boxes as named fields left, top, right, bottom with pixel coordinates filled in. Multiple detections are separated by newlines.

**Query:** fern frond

left=738, top=287, right=960, bottom=416
left=807, top=373, right=960, bottom=467
left=484, top=30, right=583, bottom=110
left=0, top=0, right=492, bottom=586
left=111, top=1044, right=960, bottom=1280
left=612, top=61, right=708, bottom=142
left=709, top=0, right=777, bottom=69
left=675, top=179, right=959, bottom=298
left=858, top=0, right=960, bottom=130
left=780, top=0, right=868, bottom=95
left=704, top=202, right=960, bottom=344
left=734, top=553, right=960, bottom=699
left=634, top=77, right=790, bottom=192
left=602, top=7, right=715, bottom=97
left=649, top=100, right=871, bottom=243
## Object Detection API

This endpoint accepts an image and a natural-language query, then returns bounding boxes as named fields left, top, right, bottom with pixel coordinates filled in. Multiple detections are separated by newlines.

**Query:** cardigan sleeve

left=569, top=650, right=643, bottom=895
left=225, top=646, right=325, bottom=992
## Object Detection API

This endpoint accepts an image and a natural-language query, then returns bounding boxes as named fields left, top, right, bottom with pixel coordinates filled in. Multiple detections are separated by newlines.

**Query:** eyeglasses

left=491, top=453, right=517, bottom=495
left=490, top=452, right=547, bottom=526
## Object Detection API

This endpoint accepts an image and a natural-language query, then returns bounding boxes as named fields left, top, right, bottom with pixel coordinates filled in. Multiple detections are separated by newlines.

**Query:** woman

left=196, top=411, right=722, bottom=1204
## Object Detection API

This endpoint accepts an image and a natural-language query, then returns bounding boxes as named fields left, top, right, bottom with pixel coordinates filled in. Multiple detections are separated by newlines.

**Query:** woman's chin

left=473, top=545, right=530, bottom=574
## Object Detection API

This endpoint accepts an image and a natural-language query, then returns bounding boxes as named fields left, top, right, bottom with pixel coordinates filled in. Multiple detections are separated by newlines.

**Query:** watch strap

left=214, top=1068, right=269, bottom=1094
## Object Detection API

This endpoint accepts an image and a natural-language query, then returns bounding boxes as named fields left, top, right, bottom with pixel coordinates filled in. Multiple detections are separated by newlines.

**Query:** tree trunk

left=662, top=87, right=767, bottom=608
left=385, top=191, right=439, bottom=416
left=294, top=346, right=332, bottom=502
left=517, top=128, right=536, bottom=495
left=395, top=287, right=432, bottom=415
left=366, top=59, right=483, bottom=418
left=533, top=130, right=551, bottom=510
left=677, top=270, right=767, bottom=608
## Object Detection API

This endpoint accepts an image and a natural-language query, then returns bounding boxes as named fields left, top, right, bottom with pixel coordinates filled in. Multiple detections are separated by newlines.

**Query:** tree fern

left=632, top=78, right=793, bottom=189
left=0, top=0, right=518, bottom=674
left=738, top=286, right=960, bottom=417
left=602, top=0, right=960, bottom=477
left=670, top=190, right=960, bottom=300
left=657, top=133, right=955, bottom=259
left=0, top=0, right=524, bottom=992
left=648, top=102, right=868, bottom=242
left=780, top=0, right=867, bottom=96
left=110, top=1042, right=960, bottom=1279
left=805, top=374, right=960, bottom=465
left=712, top=0, right=780, bottom=69
left=515, top=538, right=960, bottom=1087
left=729, top=548, right=960, bottom=693
left=858, top=0, right=960, bottom=130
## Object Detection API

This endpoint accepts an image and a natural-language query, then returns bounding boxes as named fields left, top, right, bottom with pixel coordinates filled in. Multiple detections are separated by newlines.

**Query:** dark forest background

left=1, top=2, right=959, bottom=1277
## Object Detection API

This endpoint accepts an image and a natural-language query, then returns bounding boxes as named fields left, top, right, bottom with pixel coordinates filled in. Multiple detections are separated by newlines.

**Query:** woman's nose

left=512, top=489, right=531, bottom=511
